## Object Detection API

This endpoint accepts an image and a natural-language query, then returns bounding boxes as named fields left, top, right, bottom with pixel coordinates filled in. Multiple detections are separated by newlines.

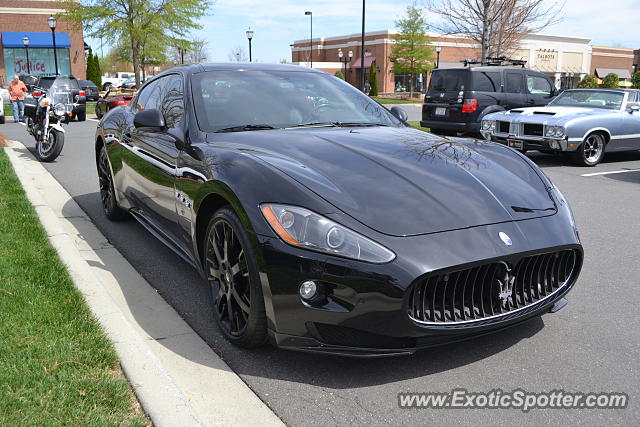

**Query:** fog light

left=299, top=281, right=318, bottom=300
left=549, top=140, right=560, bottom=150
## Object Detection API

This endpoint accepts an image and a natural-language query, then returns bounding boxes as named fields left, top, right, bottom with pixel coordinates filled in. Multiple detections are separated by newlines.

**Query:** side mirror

left=627, top=103, right=640, bottom=114
left=390, top=106, right=408, bottom=122
left=134, top=109, right=165, bottom=130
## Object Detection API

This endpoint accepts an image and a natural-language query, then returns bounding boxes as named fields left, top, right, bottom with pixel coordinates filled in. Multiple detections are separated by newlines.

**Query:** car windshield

left=191, top=70, right=403, bottom=132
left=548, top=90, right=625, bottom=110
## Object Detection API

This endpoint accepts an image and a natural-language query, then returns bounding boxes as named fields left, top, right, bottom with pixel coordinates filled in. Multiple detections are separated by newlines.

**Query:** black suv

left=26, top=75, right=87, bottom=121
left=421, top=66, right=556, bottom=135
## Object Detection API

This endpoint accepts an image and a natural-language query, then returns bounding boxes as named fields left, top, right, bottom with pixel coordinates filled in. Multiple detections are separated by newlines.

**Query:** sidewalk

left=3, top=140, right=284, bottom=427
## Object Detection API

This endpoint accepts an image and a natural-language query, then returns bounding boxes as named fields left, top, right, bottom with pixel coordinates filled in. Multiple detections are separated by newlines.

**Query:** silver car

left=480, top=89, right=640, bottom=166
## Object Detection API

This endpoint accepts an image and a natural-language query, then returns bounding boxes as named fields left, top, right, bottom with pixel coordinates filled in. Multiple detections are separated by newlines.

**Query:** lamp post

left=305, top=11, right=313, bottom=68
left=360, top=0, right=366, bottom=91
left=23, top=36, right=31, bottom=74
left=435, top=44, right=442, bottom=69
left=48, top=15, right=59, bottom=75
left=338, top=49, right=352, bottom=82
left=246, top=28, right=254, bottom=62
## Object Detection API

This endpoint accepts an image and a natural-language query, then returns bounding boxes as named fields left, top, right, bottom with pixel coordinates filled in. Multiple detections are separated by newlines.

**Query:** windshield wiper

left=286, top=122, right=339, bottom=128
left=215, top=124, right=276, bottom=133
left=334, top=122, right=389, bottom=127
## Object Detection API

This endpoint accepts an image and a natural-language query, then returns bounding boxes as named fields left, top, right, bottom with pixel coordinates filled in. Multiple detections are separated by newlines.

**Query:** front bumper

left=482, top=131, right=573, bottom=152
left=256, top=214, right=582, bottom=356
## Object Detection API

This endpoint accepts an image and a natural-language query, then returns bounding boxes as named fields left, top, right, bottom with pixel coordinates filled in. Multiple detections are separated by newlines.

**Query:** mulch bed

left=0, top=133, right=7, bottom=147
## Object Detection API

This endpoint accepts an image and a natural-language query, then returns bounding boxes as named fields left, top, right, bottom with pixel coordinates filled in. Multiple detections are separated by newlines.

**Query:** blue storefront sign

left=2, top=32, right=72, bottom=76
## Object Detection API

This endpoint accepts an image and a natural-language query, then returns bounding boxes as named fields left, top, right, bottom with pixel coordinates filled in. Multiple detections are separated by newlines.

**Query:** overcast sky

left=92, top=0, right=640, bottom=64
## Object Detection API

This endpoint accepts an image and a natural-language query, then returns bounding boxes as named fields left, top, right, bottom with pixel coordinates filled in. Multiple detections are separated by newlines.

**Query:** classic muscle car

left=481, top=89, right=640, bottom=166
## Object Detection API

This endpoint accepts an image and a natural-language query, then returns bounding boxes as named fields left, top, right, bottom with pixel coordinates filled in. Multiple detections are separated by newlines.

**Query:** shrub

left=334, top=70, right=345, bottom=80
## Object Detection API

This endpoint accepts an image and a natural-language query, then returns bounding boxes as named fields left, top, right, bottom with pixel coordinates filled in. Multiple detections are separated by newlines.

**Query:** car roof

left=564, top=88, right=636, bottom=93
left=154, top=62, right=322, bottom=77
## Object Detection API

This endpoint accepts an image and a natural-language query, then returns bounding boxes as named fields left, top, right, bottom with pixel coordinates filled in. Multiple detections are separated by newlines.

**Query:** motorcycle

left=26, top=76, right=74, bottom=162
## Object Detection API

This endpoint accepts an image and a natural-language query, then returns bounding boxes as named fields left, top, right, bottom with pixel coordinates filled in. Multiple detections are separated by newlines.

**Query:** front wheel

left=571, top=132, right=606, bottom=166
left=205, top=207, right=268, bottom=348
left=35, top=129, right=64, bottom=162
left=97, top=146, right=128, bottom=221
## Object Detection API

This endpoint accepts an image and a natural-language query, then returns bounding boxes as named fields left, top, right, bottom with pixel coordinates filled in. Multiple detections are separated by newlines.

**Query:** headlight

left=481, top=120, right=495, bottom=131
left=260, top=204, right=396, bottom=264
left=54, top=103, right=66, bottom=116
left=546, top=126, right=564, bottom=137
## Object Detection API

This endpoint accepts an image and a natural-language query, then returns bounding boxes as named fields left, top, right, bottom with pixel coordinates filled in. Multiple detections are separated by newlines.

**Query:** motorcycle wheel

left=35, top=129, right=65, bottom=162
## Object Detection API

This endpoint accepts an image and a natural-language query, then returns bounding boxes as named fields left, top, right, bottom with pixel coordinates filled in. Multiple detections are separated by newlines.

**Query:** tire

left=205, top=207, right=268, bottom=348
left=96, top=107, right=103, bottom=120
left=35, top=129, right=64, bottom=162
left=0, top=114, right=5, bottom=124
left=77, top=111, right=86, bottom=121
left=97, top=146, right=128, bottom=221
left=571, top=132, right=606, bottom=166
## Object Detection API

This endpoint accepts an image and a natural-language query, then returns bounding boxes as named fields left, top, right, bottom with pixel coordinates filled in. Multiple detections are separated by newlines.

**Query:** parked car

left=79, top=80, right=100, bottom=101
left=101, top=72, right=136, bottom=91
left=95, top=63, right=582, bottom=356
left=24, top=75, right=86, bottom=121
left=421, top=66, right=556, bottom=135
left=95, top=88, right=135, bottom=119
left=481, top=88, right=640, bottom=166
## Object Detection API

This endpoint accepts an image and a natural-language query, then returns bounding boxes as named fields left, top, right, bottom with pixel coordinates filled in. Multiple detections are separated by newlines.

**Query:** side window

left=134, top=80, right=159, bottom=112
left=472, top=72, right=501, bottom=92
left=159, top=75, right=184, bottom=129
left=527, top=75, right=552, bottom=96
left=505, top=72, right=524, bottom=93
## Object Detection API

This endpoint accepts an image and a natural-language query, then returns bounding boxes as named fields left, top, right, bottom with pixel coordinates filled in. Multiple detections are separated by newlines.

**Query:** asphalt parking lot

left=3, top=119, right=639, bottom=425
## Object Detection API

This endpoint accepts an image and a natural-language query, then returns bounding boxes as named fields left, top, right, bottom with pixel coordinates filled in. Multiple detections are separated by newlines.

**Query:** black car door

left=525, top=73, right=554, bottom=106
left=124, top=74, right=187, bottom=247
left=504, top=71, right=526, bottom=109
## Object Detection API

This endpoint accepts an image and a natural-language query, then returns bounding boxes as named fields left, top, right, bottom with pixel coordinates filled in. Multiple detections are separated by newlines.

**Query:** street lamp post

left=305, top=11, right=313, bottom=68
left=23, top=36, right=31, bottom=74
left=246, top=29, right=254, bottom=62
left=48, top=16, right=59, bottom=75
left=435, top=44, right=442, bottom=69
left=338, top=49, right=353, bottom=82
left=360, top=0, right=366, bottom=91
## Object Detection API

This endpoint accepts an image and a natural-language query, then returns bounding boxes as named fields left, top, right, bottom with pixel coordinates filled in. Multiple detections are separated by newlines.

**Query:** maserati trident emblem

left=497, top=262, right=516, bottom=307
left=499, top=232, right=512, bottom=246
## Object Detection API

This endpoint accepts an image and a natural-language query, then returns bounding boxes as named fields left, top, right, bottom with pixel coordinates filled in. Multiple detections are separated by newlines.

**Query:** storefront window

left=4, top=48, right=71, bottom=76
left=394, top=73, right=422, bottom=93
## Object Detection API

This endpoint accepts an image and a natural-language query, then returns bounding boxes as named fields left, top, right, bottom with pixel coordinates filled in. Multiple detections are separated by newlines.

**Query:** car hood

left=489, top=105, right=617, bottom=124
left=220, top=127, right=557, bottom=236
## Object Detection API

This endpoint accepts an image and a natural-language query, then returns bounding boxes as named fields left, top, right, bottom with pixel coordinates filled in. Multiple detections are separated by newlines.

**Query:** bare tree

left=228, top=46, right=248, bottom=62
left=168, top=37, right=209, bottom=65
left=425, top=0, right=565, bottom=60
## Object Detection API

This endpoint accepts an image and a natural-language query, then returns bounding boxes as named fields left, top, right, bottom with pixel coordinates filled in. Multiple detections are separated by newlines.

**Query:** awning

left=352, top=56, right=376, bottom=69
left=1, top=31, right=71, bottom=48
left=595, top=67, right=631, bottom=79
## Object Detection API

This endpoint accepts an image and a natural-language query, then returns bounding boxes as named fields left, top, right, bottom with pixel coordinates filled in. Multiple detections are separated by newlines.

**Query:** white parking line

left=88, top=118, right=99, bottom=122
left=581, top=169, right=640, bottom=177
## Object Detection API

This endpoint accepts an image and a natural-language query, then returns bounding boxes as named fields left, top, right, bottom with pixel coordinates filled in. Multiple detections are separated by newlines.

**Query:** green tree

left=632, top=71, right=640, bottom=89
left=92, top=54, right=102, bottom=88
left=389, top=2, right=434, bottom=94
left=61, top=0, right=209, bottom=87
left=334, top=70, right=345, bottom=80
left=86, top=50, right=95, bottom=82
left=369, top=61, right=379, bottom=96
left=600, top=73, right=620, bottom=89
left=577, top=74, right=599, bottom=88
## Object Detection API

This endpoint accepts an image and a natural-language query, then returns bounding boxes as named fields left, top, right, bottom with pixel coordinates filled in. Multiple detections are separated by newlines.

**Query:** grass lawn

left=408, top=121, right=430, bottom=132
left=0, top=149, right=148, bottom=426
left=371, top=96, right=422, bottom=104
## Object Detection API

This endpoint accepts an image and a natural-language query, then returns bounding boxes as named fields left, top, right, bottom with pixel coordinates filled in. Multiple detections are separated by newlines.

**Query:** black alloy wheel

left=98, top=146, right=127, bottom=220
left=205, top=207, right=267, bottom=347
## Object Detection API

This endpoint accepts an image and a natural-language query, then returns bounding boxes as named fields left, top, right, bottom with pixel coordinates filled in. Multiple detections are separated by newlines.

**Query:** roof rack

left=459, top=57, right=527, bottom=68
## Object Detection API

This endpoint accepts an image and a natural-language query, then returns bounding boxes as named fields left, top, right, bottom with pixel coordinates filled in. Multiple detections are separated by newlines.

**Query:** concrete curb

left=4, top=140, right=284, bottom=427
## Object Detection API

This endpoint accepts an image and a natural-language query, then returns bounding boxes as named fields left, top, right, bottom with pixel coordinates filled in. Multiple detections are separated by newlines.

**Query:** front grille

left=407, top=249, right=579, bottom=325
left=523, top=123, right=544, bottom=136
left=498, top=121, right=510, bottom=133
left=313, top=323, right=417, bottom=349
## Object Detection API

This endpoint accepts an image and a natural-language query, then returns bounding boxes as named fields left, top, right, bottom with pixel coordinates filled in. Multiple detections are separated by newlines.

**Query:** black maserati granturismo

left=95, top=63, right=582, bottom=356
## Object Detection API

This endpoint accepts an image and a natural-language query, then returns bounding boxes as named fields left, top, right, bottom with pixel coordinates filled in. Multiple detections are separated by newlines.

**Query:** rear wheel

left=77, top=111, right=86, bottom=121
left=35, top=129, right=64, bottom=162
left=571, top=132, right=606, bottom=166
left=205, top=207, right=268, bottom=348
left=98, top=146, right=128, bottom=220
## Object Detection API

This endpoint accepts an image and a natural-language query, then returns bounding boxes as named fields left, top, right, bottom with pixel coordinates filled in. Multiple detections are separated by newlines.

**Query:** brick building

left=0, top=1, right=86, bottom=86
left=292, top=30, right=634, bottom=94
